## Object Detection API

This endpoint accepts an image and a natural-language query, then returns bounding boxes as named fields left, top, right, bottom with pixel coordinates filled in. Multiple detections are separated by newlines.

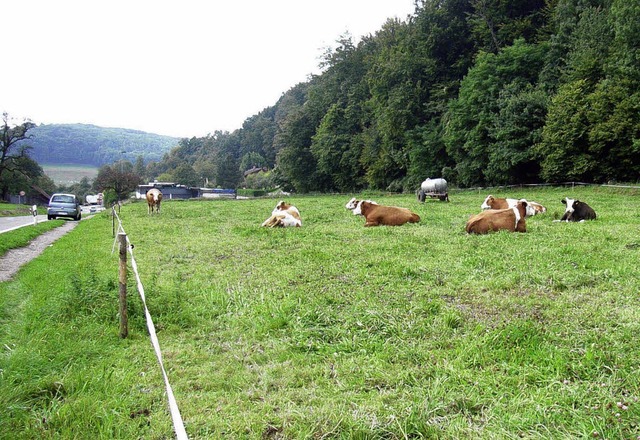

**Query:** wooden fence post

left=118, top=232, right=128, bottom=338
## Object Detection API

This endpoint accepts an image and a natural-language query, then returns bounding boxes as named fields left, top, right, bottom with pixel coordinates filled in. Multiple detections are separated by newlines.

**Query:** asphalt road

left=0, top=215, right=50, bottom=233
left=0, top=206, right=103, bottom=234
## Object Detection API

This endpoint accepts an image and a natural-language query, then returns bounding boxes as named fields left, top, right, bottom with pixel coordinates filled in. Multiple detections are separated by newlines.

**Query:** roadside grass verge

left=1, top=186, right=639, bottom=439
left=0, top=203, right=34, bottom=217
left=0, top=221, right=65, bottom=255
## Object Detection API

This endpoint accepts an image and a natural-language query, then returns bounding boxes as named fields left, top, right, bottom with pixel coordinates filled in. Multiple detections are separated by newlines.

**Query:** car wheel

left=48, top=215, right=54, bottom=220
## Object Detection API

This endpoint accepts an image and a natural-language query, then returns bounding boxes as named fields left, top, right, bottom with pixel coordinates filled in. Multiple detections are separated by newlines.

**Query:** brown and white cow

left=261, top=200, right=302, bottom=227
left=352, top=200, right=420, bottom=227
left=345, top=197, right=378, bottom=214
left=466, top=200, right=528, bottom=234
left=146, top=188, right=163, bottom=214
left=481, top=195, right=517, bottom=211
left=557, top=197, right=596, bottom=222
left=481, top=195, right=543, bottom=217
left=527, top=201, right=547, bottom=215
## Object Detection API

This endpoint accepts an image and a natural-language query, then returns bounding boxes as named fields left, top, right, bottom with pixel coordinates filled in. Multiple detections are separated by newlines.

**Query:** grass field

left=0, top=203, right=32, bottom=217
left=1, top=186, right=639, bottom=439
left=41, top=163, right=99, bottom=185
left=0, top=220, right=64, bottom=254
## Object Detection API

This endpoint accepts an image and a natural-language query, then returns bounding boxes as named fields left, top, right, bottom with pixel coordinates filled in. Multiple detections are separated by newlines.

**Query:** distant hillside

left=22, top=123, right=179, bottom=167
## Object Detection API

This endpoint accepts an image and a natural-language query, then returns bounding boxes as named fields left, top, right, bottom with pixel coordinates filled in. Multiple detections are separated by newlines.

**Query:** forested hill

left=152, top=0, right=640, bottom=193
left=24, top=124, right=179, bottom=166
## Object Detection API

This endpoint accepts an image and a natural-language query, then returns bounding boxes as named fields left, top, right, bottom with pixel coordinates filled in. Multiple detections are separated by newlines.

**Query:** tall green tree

left=444, top=39, right=548, bottom=186
left=486, top=83, right=548, bottom=184
left=0, top=113, right=36, bottom=193
left=215, top=153, right=242, bottom=189
left=536, top=79, right=593, bottom=181
left=537, top=0, right=640, bottom=183
left=467, top=0, right=547, bottom=53
left=275, top=109, right=320, bottom=193
left=0, top=156, right=45, bottom=201
left=134, top=155, right=147, bottom=182
left=173, top=163, right=200, bottom=187
left=93, top=163, right=141, bottom=201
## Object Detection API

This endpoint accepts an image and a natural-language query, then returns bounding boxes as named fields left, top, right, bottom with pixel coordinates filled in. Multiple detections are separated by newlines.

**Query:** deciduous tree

left=93, top=163, right=141, bottom=201
left=0, top=112, right=36, bottom=183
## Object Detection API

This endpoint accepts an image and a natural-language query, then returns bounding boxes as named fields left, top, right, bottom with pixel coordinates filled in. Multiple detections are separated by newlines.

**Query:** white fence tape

left=112, top=209, right=188, bottom=440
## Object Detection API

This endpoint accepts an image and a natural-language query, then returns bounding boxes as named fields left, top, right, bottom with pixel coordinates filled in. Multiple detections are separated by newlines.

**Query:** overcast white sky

left=4, top=1, right=415, bottom=138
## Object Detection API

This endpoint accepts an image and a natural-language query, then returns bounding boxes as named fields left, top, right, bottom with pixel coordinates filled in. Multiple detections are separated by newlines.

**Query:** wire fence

left=449, top=182, right=640, bottom=193
left=112, top=208, right=188, bottom=440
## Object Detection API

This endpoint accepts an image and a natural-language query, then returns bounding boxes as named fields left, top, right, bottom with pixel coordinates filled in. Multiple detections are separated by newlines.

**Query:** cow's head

left=529, top=202, right=546, bottom=214
left=353, top=201, right=365, bottom=216
left=275, top=200, right=291, bottom=211
left=345, top=197, right=358, bottom=211
left=561, top=198, right=579, bottom=214
left=481, top=195, right=495, bottom=210
left=347, top=198, right=377, bottom=215
left=518, top=199, right=536, bottom=217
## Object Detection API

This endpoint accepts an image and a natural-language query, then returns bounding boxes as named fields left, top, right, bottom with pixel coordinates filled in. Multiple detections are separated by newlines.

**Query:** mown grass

left=0, top=221, right=65, bottom=255
left=1, top=186, right=639, bottom=439
left=0, top=203, right=34, bottom=217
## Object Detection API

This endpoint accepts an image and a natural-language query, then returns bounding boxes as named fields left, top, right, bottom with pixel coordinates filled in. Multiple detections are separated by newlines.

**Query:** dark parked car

left=47, top=193, right=82, bottom=221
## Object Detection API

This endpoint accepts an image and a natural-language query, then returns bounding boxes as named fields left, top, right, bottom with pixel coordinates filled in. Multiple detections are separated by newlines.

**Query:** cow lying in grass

left=146, top=188, right=163, bottom=214
left=352, top=200, right=420, bottom=227
left=466, top=200, right=528, bottom=234
left=556, top=198, right=596, bottom=222
left=480, top=195, right=545, bottom=217
left=261, top=200, right=302, bottom=227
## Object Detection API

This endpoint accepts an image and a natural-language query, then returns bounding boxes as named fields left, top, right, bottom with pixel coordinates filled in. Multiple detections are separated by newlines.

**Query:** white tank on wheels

left=417, top=178, right=449, bottom=202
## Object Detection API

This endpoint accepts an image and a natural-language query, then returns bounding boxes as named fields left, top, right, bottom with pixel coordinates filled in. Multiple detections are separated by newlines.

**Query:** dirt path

left=0, top=222, right=79, bottom=282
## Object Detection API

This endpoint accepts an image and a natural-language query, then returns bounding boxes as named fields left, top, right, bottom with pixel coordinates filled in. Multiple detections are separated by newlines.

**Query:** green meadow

left=1, top=186, right=639, bottom=439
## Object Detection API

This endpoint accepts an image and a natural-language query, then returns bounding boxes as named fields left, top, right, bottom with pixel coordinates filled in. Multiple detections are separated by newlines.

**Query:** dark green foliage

left=538, top=78, right=640, bottom=182
left=216, top=153, right=242, bottom=189
left=0, top=113, right=46, bottom=201
left=445, top=40, right=549, bottom=186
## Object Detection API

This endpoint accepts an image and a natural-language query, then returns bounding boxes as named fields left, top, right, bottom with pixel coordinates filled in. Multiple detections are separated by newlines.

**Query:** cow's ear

left=561, top=199, right=566, bottom=204
left=574, top=200, right=581, bottom=207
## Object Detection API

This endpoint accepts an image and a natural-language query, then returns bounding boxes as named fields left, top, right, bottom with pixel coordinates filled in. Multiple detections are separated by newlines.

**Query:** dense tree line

left=118, top=0, right=640, bottom=192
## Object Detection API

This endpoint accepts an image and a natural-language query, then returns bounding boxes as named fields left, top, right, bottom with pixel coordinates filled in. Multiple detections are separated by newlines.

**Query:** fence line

left=112, top=208, right=188, bottom=440
left=448, top=182, right=640, bottom=193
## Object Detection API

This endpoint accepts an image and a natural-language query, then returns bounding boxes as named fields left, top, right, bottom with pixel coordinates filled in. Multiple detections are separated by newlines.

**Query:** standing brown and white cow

left=466, top=200, right=529, bottom=234
left=146, top=188, right=163, bottom=214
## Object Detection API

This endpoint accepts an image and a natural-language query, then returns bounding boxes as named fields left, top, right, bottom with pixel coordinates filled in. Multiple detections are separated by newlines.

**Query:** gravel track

left=0, top=222, right=79, bottom=282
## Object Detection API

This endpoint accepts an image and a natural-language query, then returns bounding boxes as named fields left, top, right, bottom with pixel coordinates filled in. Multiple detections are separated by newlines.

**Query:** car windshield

left=52, top=195, right=75, bottom=204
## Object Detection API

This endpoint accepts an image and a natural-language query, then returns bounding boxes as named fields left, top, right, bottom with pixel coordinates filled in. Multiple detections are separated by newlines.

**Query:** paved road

left=0, top=215, right=50, bottom=233
left=0, top=206, right=104, bottom=234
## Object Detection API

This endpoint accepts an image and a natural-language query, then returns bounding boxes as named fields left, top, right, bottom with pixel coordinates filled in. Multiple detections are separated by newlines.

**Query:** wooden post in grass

left=118, top=232, right=128, bottom=338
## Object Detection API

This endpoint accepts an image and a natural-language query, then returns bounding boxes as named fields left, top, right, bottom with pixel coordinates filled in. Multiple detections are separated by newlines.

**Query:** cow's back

left=466, top=207, right=525, bottom=234
left=362, top=203, right=420, bottom=226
